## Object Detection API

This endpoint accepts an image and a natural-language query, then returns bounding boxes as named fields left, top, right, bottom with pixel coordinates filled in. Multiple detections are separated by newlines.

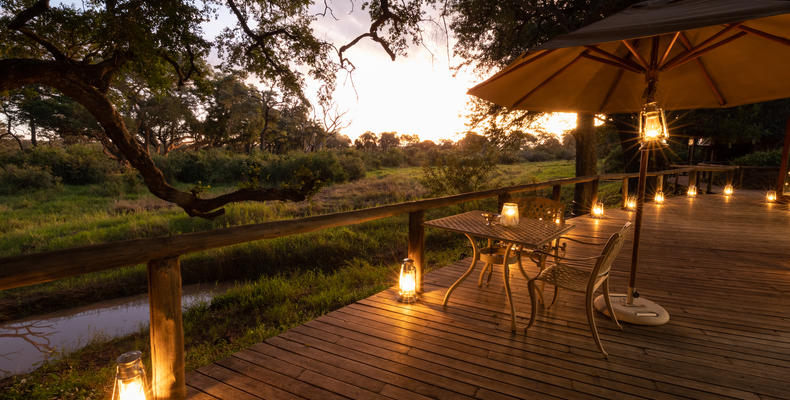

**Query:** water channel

left=0, top=282, right=234, bottom=378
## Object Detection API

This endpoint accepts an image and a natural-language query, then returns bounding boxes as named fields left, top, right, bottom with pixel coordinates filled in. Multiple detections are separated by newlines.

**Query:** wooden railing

left=0, top=165, right=737, bottom=400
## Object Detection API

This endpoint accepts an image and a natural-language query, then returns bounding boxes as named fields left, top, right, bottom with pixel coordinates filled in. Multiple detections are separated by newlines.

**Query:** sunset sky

left=200, top=2, right=581, bottom=143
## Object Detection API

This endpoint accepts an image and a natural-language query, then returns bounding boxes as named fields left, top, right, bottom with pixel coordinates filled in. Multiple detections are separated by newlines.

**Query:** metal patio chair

left=526, top=222, right=633, bottom=358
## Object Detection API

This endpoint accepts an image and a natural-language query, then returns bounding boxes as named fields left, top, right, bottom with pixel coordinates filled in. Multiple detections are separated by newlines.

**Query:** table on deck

left=424, top=210, right=574, bottom=331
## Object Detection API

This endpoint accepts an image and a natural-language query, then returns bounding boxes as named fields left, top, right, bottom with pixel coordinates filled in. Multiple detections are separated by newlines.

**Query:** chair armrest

left=558, top=236, right=606, bottom=246
left=529, top=249, right=601, bottom=263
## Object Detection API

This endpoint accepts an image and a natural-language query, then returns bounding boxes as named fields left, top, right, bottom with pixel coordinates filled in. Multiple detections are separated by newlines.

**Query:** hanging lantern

left=723, top=184, right=734, bottom=196
left=591, top=201, right=605, bottom=218
left=687, top=185, right=697, bottom=197
left=397, top=258, right=418, bottom=303
left=625, top=197, right=637, bottom=211
left=654, top=190, right=665, bottom=203
left=112, top=351, right=150, bottom=400
left=638, top=102, right=669, bottom=148
left=500, top=203, right=519, bottom=226
left=767, top=190, right=777, bottom=202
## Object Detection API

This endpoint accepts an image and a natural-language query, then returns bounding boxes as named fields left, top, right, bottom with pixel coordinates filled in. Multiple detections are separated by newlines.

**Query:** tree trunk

left=29, top=120, right=37, bottom=147
left=573, top=113, right=596, bottom=214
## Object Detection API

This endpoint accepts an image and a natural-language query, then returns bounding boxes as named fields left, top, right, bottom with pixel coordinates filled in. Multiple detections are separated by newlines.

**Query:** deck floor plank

left=187, top=190, right=790, bottom=399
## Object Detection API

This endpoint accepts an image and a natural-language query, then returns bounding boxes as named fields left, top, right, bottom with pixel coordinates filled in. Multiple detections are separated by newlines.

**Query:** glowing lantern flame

left=591, top=202, right=604, bottom=218
left=687, top=185, right=697, bottom=197
left=397, top=258, right=418, bottom=303
left=723, top=184, right=734, bottom=196
left=654, top=191, right=665, bottom=204
left=766, top=190, right=777, bottom=202
left=625, top=197, right=637, bottom=210
left=112, top=351, right=150, bottom=400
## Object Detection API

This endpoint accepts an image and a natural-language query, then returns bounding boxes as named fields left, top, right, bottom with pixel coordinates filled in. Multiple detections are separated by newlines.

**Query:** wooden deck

left=185, top=190, right=790, bottom=400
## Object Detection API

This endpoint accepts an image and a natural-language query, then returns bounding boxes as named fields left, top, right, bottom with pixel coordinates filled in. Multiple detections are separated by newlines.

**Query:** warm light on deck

left=397, top=258, right=418, bottom=303
left=687, top=185, right=697, bottom=197
left=625, top=197, right=637, bottom=210
left=723, top=184, right=734, bottom=196
left=112, top=351, right=150, bottom=400
left=766, top=190, right=777, bottom=202
left=591, top=202, right=605, bottom=218
left=654, top=190, right=665, bottom=204
left=500, top=203, right=519, bottom=226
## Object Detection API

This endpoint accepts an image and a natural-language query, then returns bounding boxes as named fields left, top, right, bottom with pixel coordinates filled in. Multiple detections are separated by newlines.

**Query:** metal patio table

left=425, top=210, right=575, bottom=331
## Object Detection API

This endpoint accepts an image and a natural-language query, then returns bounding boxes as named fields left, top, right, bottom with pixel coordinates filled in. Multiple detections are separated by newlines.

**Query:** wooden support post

left=707, top=170, right=714, bottom=193
left=621, top=178, right=629, bottom=208
left=657, top=174, right=663, bottom=191
left=408, top=211, right=425, bottom=294
left=777, top=116, right=790, bottom=196
left=672, top=172, right=679, bottom=193
left=590, top=178, right=600, bottom=208
left=497, top=193, right=512, bottom=211
left=148, top=256, right=186, bottom=400
left=690, top=170, right=697, bottom=188
left=551, top=185, right=562, bottom=202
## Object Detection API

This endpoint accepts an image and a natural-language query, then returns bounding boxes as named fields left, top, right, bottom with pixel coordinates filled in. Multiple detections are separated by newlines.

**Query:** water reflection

left=0, top=282, right=232, bottom=378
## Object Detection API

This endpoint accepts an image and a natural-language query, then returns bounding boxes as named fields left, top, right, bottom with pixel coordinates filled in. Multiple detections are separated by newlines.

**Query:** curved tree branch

left=0, top=58, right=308, bottom=218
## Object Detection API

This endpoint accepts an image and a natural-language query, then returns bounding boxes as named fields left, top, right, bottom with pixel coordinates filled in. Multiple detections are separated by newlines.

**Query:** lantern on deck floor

left=687, top=185, right=697, bottom=198
left=112, top=351, right=150, bottom=400
left=397, top=258, right=418, bottom=304
left=723, top=184, right=734, bottom=196
left=591, top=201, right=605, bottom=218
left=654, top=190, right=665, bottom=204
left=767, top=190, right=777, bottom=202
left=625, top=197, right=637, bottom=211
left=500, top=203, right=519, bottom=226
left=638, top=102, right=669, bottom=148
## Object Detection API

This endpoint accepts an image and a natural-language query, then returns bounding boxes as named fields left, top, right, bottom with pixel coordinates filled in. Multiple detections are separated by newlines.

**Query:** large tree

left=0, top=0, right=428, bottom=217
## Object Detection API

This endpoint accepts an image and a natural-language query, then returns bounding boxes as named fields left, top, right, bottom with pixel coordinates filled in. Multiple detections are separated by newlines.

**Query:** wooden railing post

left=408, top=211, right=425, bottom=294
left=552, top=185, right=562, bottom=202
left=497, top=193, right=512, bottom=211
left=621, top=178, right=629, bottom=208
left=148, top=256, right=186, bottom=400
left=707, top=169, right=714, bottom=193
left=590, top=178, right=600, bottom=208
left=690, top=169, right=697, bottom=188
left=657, top=174, right=663, bottom=192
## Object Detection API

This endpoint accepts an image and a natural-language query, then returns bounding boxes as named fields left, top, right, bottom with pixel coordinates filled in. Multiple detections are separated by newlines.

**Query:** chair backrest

left=589, top=222, right=633, bottom=290
left=515, top=196, right=565, bottom=224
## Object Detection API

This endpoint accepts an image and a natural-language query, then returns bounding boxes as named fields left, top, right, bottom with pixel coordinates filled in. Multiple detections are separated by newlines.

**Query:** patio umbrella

left=468, top=0, right=790, bottom=325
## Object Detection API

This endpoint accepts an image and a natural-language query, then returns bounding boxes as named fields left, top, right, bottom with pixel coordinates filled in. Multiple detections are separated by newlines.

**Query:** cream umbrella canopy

left=468, top=0, right=790, bottom=326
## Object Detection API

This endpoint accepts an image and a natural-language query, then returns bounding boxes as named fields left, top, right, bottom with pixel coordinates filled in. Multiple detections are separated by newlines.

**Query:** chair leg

left=546, top=287, right=560, bottom=309
left=486, top=262, right=494, bottom=285
left=603, top=280, right=623, bottom=331
left=526, top=280, right=538, bottom=331
left=477, top=262, right=491, bottom=287
left=502, top=245, right=516, bottom=332
left=586, top=292, right=608, bottom=358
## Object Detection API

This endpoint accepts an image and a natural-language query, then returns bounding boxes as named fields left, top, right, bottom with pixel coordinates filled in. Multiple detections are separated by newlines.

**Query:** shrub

left=0, top=164, right=60, bottom=194
left=164, top=149, right=247, bottom=184
left=732, top=149, right=782, bottom=166
left=338, top=154, right=366, bottom=181
left=419, top=152, right=497, bottom=195
left=24, top=144, right=118, bottom=184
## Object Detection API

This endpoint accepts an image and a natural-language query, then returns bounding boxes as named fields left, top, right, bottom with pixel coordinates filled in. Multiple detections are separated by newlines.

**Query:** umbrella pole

left=594, top=145, right=669, bottom=326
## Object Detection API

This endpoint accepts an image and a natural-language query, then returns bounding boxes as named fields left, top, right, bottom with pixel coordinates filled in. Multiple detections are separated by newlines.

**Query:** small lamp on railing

left=654, top=190, right=665, bottom=204
left=723, top=184, right=734, bottom=196
left=767, top=190, right=777, bottom=202
left=625, top=197, right=637, bottom=211
left=500, top=203, right=519, bottom=227
left=112, top=351, right=150, bottom=400
left=687, top=185, right=697, bottom=198
left=397, top=258, right=418, bottom=304
left=591, top=201, right=605, bottom=218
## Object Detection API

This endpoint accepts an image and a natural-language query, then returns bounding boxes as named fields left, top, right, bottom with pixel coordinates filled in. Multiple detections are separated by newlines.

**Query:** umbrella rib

left=581, top=52, right=642, bottom=73
left=584, top=45, right=645, bottom=72
left=659, top=32, right=681, bottom=66
left=622, top=40, right=649, bottom=70
left=659, top=23, right=741, bottom=70
left=737, top=25, right=790, bottom=48
left=511, top=50, right=588, bottom=108
left=679, top=32, right=725, bottom=106
left=599, top=39, right=641, bottom=112
left=662, top=31, right=747, bottom=72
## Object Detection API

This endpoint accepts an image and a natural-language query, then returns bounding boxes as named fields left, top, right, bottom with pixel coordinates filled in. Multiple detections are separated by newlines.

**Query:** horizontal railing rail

left=0, top=164, right=738, bottom=399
